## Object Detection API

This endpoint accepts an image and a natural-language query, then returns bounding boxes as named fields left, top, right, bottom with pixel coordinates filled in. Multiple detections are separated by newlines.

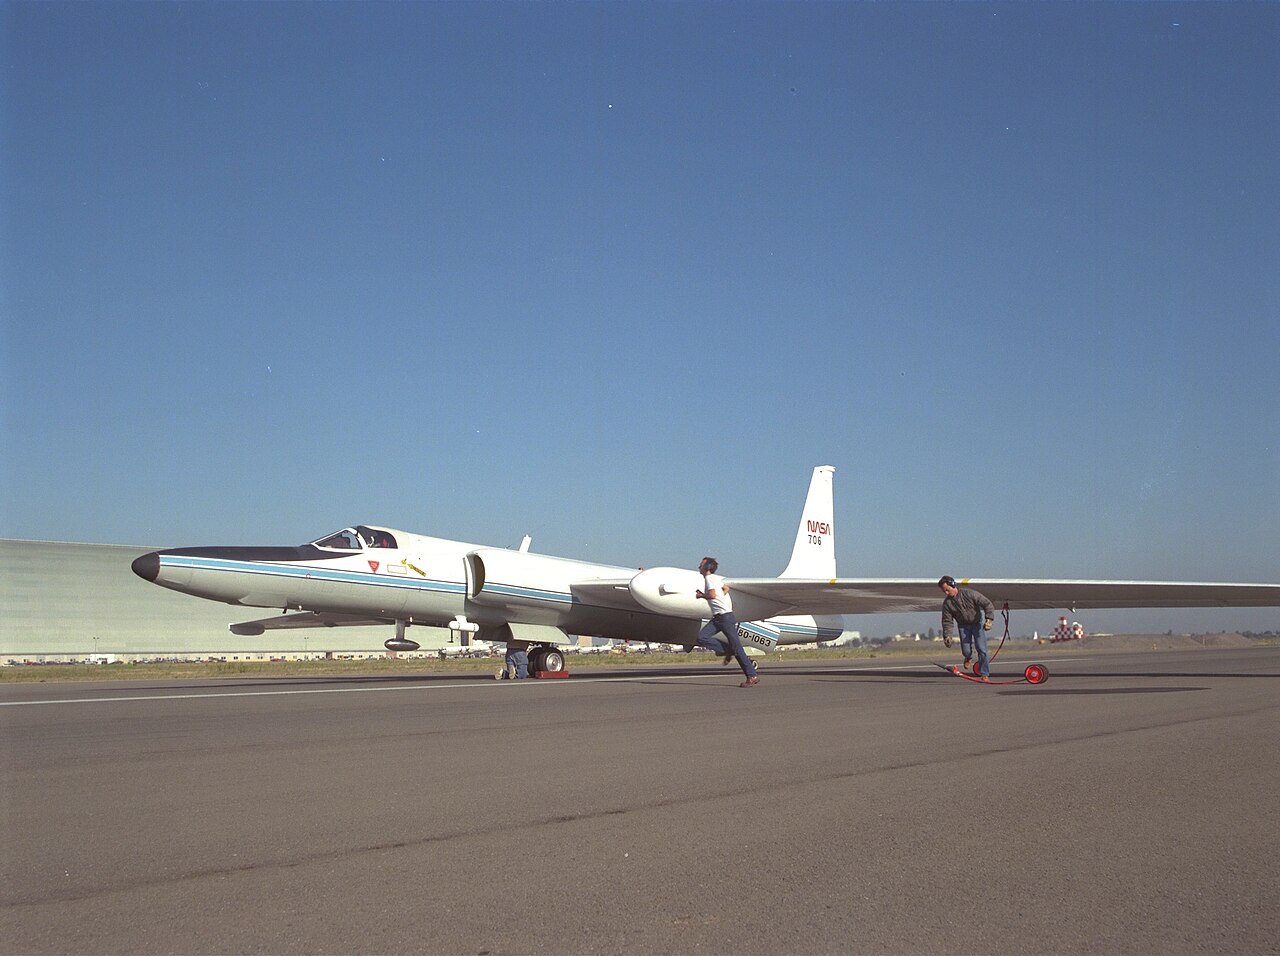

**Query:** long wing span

left=229, top=611, right=391, bottom=636
left=727, top=579, right=1280, bottom=619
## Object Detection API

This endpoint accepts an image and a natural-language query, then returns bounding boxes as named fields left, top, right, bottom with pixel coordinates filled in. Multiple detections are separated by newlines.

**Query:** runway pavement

left=2, top=647, right=1278, bottom=954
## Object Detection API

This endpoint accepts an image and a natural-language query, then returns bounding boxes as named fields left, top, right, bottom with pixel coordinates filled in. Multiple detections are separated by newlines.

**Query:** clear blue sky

left=3, top=2, right=1277, bottom=636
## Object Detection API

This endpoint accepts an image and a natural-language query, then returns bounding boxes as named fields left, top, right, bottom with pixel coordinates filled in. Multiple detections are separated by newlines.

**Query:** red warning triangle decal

left=368, top=561, right=380, bottom=573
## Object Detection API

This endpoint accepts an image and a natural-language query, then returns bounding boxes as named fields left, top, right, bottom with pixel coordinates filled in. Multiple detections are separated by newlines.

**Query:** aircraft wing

left=569, top=581, right=649, bottom=613
left=726, top=578, right=1280, bottom=619
left=229, top=611, right=392, bottom=636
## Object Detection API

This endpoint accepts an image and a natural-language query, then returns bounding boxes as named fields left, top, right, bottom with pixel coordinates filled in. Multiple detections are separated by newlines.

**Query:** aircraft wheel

left=541, top=649, right=565, bottom=673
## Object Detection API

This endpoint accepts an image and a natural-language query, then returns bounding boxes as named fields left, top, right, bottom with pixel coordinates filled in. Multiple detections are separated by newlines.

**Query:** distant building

left=1051, top=616, right=1085, bottom=642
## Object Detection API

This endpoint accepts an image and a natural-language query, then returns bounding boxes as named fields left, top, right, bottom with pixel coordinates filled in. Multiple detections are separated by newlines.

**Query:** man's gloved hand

left=942, top=633, right=952, bottom=648
left=983, top=619, right=993, bottom=631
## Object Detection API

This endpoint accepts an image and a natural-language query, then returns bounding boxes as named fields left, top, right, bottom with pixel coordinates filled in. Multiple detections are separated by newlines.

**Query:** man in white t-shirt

left=694, top=556, right=760, bottom=687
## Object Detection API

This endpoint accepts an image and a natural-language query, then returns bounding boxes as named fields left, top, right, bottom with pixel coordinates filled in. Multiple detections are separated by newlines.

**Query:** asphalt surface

left=2, top=647, right=1278, bottom=955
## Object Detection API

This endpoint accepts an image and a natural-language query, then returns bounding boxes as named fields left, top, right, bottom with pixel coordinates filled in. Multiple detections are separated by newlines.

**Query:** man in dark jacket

left=939, top=576, right=996, bottom=680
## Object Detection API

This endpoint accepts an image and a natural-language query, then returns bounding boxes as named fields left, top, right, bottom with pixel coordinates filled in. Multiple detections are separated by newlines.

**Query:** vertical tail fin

left=780, top=466, right=836, bottom=579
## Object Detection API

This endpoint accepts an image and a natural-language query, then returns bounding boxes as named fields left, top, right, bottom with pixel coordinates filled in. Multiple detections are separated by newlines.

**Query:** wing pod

left=628, top=567, right=707, bottom=619
left=628, top=567, right=796, bottom=621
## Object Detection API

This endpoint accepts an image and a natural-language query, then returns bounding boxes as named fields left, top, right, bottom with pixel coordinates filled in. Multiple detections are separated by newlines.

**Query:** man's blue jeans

left=959, top=621, right=989, bottom=677
left=504, top=647, right=529, bottom=679
left=697, top=613, right=757, bottom=678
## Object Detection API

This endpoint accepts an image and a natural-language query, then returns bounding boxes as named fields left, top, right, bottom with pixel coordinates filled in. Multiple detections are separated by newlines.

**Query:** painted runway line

left=0, top=659, right=990, bottom=707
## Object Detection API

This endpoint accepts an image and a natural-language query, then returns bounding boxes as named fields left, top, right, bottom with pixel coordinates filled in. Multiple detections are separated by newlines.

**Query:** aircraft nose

left=131, top=551, right=160, bottom=582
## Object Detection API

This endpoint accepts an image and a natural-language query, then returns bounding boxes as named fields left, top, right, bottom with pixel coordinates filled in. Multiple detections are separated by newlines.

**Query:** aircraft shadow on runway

left=807, top=665, right=1278, bottom=696
left=856, top=666, right=1280, bottom=681
left=997, top=687, right=1210, bottom=695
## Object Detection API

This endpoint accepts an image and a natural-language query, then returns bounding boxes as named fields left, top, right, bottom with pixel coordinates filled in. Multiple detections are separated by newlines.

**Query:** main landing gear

left=496, top=645, right=569, bottom=680
left=529, top=646, right=566, bottom=674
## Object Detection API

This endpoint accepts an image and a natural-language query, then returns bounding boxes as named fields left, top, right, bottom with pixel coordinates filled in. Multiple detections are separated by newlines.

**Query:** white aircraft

left=131, top=466, right=1280, bottom=673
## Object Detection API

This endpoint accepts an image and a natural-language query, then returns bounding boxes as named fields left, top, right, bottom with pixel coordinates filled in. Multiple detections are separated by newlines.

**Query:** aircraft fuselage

left=130, top=525, right=838, bottom=649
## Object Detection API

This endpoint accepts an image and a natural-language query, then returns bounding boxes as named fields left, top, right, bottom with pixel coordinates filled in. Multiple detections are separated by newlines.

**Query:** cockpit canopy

left=311, top=526, right=398, bottom=551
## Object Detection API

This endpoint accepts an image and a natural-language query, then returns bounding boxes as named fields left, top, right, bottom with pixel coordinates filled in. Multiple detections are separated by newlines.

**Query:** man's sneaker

left=739, top=676, right=760, bottom=687
left=721, top=652, right=734, bottom=665
left=963, top=658, right=973, bottom=672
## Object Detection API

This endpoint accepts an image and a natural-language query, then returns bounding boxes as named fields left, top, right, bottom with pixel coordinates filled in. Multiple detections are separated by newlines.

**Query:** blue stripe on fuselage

left=480, top=582, right=574, bottom=606
left=160, top=554, right=466, bottom=596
